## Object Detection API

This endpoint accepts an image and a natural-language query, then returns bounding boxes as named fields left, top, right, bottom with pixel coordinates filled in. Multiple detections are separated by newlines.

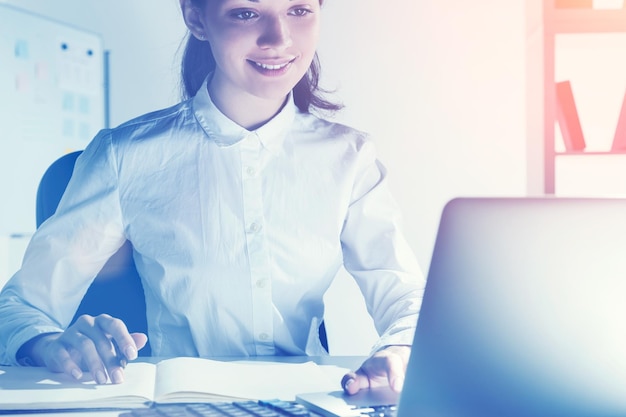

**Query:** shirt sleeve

left=340, top=138, right=425, bottom=354
left=0, top=130, right=127, bottom=365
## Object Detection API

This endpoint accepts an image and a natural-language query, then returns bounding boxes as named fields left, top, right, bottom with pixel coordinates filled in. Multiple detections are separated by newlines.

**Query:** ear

left=180, top=0, right=207, bottom=41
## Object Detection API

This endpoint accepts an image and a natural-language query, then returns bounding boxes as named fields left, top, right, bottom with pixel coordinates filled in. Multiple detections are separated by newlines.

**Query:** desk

left=4, top=355, right=366, bottom=416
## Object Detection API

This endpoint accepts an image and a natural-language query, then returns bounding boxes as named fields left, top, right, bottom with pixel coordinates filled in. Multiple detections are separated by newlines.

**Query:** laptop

left=299, top=197, right=626, bottom=417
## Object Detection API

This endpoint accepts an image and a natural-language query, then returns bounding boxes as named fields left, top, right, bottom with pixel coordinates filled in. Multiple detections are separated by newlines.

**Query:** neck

left=208, top=77, right=287, bottom=131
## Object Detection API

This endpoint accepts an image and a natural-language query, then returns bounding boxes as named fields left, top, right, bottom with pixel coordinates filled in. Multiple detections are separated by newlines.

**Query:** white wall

left=319, top=1, right=529, bottom=353
left=318, top=1, right=528, bottom=269
left=0, top=0, right=530, bottom=354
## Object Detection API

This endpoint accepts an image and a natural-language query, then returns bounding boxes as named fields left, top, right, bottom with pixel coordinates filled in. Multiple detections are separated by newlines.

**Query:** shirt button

left=259, top=333, right=270, bottom=341
left=246, top=166, right=256, bottom=176
left=256, top=278, right=268, bottom=289
left=249, top=222, right=261, bottom=233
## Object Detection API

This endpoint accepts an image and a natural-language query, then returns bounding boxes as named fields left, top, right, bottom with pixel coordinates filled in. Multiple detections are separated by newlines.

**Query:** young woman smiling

left=0, top=0, right=424, bottom=396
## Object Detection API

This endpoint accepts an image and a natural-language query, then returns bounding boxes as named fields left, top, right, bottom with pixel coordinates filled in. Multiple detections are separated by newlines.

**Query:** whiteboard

left=0, top=4, right=104, bottom=235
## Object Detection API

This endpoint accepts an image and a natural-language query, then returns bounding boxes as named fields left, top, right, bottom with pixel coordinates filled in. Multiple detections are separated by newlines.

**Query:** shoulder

left=81, top=100, right=195, bottom=164
left=112, top=100, right=194, bottom=140
left=293, top=111, right=372, bottom=152
left=100, top=101, right=194, bottom=145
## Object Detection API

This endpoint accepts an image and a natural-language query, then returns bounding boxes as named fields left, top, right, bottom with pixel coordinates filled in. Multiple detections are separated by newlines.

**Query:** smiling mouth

left=249, top=58, right=296, bottom=72
left=254, top=61, right=290, bottom=70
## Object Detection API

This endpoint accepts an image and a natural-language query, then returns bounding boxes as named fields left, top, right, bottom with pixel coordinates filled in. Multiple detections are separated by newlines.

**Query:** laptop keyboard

left=119, top=400, right=323, bottom=416
left=118, top=400, right=397, bottom=417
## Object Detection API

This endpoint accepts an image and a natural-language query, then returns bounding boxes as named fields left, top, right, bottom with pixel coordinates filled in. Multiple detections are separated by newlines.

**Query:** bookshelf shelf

left=555, top=150, right=626, bottom=155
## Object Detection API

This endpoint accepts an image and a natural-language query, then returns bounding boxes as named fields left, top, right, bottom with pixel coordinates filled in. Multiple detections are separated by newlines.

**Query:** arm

left=0, top=131, right=141, bottom=382
left=339, top=140, right=425, bottom=394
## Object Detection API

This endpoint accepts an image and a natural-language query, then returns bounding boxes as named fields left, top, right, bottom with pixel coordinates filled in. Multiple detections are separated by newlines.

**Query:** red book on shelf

left=611, top=91, right=626, bottom=151
left=556, top=80, right=586, bottom=152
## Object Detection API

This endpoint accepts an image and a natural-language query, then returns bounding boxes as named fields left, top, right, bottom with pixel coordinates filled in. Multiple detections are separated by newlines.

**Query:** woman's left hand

left=341, top=345, right=411, bottom=395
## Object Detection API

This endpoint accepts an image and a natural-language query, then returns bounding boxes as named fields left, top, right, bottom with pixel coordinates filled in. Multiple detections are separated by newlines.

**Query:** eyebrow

left=225, top=0, right=298, bottom=4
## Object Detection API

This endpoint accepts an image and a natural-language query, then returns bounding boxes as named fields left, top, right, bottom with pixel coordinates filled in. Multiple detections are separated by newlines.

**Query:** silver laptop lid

left=397, top=197, right=626, bottom=417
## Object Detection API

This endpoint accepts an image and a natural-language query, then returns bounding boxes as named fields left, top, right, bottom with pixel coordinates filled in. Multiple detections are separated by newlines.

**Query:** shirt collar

left=192, top=77, right=296, bottom=153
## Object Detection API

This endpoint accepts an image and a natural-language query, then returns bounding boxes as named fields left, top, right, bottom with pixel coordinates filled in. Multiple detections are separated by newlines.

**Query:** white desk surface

left=4, top=355, right=366, bottom=416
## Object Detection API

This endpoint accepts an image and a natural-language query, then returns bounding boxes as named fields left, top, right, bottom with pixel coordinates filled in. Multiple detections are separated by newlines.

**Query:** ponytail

left=180, top=34, right=215, bottom=100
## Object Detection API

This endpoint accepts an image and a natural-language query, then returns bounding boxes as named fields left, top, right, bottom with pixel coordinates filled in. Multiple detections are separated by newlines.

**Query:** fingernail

left=111, top=369, right=124, bottom=384
left=71, top=368, right=82, bottom=380
left=125, top=345, right=137, bottom=360
left=95, top=370, right=107, bottom=384
left=344, top=378, right=355, bottom=390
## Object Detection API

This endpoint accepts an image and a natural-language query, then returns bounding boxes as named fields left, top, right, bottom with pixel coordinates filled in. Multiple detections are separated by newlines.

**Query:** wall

left=0, top=0, right=530, bottom=355
left=319, top=0, right=529, bottom=353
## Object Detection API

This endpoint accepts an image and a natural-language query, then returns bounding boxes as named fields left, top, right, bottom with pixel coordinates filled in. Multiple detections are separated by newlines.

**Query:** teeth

left=254, top=61, right=289, bottom=70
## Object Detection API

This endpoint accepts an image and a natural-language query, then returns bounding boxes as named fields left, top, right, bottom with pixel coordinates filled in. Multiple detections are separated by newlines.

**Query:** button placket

left=240, top=134, right=274, bottom=354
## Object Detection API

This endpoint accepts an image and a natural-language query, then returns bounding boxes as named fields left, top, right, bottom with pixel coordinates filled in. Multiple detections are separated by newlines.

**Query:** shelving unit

left=542, top=1, right=626, bottom=194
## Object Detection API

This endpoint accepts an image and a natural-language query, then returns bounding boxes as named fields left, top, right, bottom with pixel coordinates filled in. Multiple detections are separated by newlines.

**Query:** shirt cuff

left=369, top=316, right=417, bottom=355
left=8, top=326, right=63, bottom=366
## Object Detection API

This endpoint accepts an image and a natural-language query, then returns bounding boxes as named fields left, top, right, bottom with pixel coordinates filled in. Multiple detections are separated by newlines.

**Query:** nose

left=257, top=15, right=292, bottom=49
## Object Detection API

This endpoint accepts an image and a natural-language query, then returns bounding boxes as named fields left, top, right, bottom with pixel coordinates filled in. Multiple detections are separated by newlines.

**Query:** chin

left=249, top=84, right=297, bottom=103
left=245, top=69, right=306, bottom=99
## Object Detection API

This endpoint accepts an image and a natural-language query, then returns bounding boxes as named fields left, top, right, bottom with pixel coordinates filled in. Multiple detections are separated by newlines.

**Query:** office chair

left=36, top=151, right=329, bottom=354
left=36, top=151, right=151, bottom=356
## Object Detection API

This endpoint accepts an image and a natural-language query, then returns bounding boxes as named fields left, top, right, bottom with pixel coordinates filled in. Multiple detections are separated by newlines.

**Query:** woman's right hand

left=19, top=314, right=148, bottom=384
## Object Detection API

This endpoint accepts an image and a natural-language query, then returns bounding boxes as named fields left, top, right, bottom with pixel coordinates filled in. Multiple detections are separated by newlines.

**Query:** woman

left=0, top=0, right=424, bottom=395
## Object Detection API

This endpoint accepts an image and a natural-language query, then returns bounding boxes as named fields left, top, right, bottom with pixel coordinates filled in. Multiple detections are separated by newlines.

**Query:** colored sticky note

left=14, top=39, right=29, bottom=59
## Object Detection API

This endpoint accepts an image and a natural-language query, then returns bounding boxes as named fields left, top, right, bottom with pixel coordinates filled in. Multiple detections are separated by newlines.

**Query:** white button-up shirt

left=0, top=80, right=425, bottom=365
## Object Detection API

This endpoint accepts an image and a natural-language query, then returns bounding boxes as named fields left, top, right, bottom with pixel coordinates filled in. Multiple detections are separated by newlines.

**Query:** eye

left=230, top=9, right=259, bottom=21
left=289, top=7, right=313, bottom=17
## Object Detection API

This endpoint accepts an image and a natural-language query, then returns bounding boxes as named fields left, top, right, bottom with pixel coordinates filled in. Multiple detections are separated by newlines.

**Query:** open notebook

left=0, top=357, right=339, bottom=411
left=300, top=197, right=626, bottom=417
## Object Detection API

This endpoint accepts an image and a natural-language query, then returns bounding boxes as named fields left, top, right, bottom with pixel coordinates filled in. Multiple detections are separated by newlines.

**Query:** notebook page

left=0, top=362, right=157, bottom=410
left=153, top=357, right=338, bottom=402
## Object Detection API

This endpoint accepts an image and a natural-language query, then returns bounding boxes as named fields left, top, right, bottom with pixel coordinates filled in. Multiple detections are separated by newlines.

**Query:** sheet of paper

left=318, top=364, right=351, bottom=386
left=154, top=357, right=339, bottom=401
left=0, top=363, right=156, bottom=409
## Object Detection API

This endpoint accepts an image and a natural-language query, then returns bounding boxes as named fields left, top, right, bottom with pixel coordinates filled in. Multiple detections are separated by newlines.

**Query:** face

left=183, top=0, right=321, bottom=105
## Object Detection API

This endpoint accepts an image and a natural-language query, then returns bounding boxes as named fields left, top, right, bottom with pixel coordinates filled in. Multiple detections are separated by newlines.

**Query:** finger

left=342, top=370, right=370, bottom=395
left=44, top=342, right=83, bottom=381
left=95, top=315, right=138, bottom=362
left=93, top=315, right=140, bottom=384
left=59, top=328, right=108, bottom=384
left=68, top=347, right=83, bottom=369
left=341, top=372, right=356, bottom=394
left=72, top=314, right=127, bottom=384
left=103, top=332, right=148, bottom=385
left=131, top=333, right=149, bottom=352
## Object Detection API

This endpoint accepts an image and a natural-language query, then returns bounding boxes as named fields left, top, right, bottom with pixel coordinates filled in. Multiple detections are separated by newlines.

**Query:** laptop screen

left=397, top=197, right=626, bottom=417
